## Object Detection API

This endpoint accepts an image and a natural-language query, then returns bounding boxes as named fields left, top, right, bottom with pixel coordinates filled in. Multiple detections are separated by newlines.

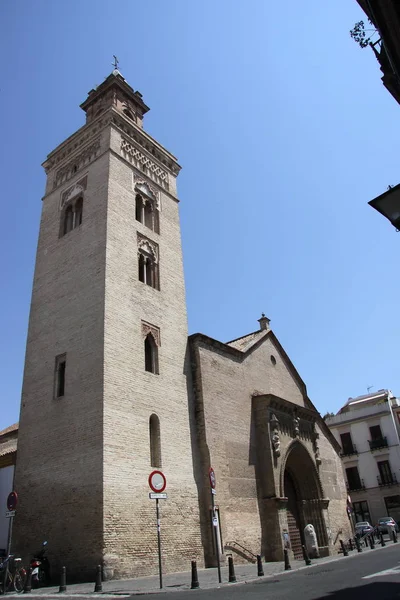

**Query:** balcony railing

left=340, top=445, right=358, bottom=457
left=377, top=473, right=397, bottom=487
left=368, top=436, right=388, bottom=450
left=347, top=479, right=365, bottom=492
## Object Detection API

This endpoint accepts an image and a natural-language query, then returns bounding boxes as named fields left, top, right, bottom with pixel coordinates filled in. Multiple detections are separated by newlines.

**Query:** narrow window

left=63, top=205, right=74, bottom=235
left=138, top=253, right=146, bottom=283
left=135, top=194, right=144, bottom=223
left=144, top=334, right=158, bottom=374
left=144, top=202, right=153, bottom=229
left=55, top=354, right=66, bottom=398
left=149, top=414, right=162, bottom=467
left=146, top=257, right=153, bottom=287
left=75, top=197, right=83, bottom=227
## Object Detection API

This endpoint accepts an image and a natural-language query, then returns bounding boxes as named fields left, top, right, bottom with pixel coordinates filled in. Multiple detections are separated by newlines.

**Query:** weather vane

left=112, top=55, right=119, bottom=70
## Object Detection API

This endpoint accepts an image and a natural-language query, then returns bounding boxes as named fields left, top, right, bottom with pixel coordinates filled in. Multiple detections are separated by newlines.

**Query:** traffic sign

left=7, top=492, right=17, bottom=512
left=209, top=467, right=216, bottom=489
left=148, top=470, right=167, bottom=493
left=149, top=493, right=167, bottom=500
left=5, top=511, right=15, bottom=518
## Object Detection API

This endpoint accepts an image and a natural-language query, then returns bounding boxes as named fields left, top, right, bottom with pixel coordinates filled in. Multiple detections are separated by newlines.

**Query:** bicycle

left=0, top=555, right=26, bottom=594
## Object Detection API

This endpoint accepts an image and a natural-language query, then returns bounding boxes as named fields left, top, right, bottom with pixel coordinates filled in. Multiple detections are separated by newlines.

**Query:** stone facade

left=12, top=70, right=351, bottom=580
left=189, top=327, right=352, bottom=564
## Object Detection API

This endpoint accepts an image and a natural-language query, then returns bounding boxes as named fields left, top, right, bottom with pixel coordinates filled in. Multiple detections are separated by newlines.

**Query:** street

left=21, top=543, right=400, bottom=599
left=173, top=545, right=400, bottom=600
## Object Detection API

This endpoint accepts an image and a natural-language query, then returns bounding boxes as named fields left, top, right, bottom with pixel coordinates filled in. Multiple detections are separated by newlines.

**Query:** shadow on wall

left=314, top=581, right=400, bottom=600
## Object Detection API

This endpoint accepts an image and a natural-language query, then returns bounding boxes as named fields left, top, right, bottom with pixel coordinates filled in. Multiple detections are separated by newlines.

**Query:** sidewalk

left=23, top=539, right=395, bottom=596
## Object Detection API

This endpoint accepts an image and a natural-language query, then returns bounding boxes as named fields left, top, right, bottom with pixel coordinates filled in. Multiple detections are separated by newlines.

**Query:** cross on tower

left=112, top=55, right=119, bottom=70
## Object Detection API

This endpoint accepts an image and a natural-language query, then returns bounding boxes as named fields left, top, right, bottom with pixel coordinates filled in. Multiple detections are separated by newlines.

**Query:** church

left=12, top=69, right=351, bottom=580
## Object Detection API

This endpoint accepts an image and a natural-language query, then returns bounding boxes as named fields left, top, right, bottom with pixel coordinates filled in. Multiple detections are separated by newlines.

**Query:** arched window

left=61, top=197, right=83, bottom=237
left=138, top=249, right=159, bottom=290
left=135, top=193, right=159, bottom=234
left=144, top=333, right=158, bottom=374
left=149, top=414, right=162, bottom=467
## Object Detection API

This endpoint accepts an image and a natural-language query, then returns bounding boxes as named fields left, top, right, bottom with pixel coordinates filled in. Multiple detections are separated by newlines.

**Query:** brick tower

left=13, top=69, right=203, bottom=580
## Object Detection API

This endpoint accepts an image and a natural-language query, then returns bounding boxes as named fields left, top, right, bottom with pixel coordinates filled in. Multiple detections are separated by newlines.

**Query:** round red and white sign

left=148, top=470, right=167, bottom=493
left=209, top=467, right=216, bottom=489
left=7, top=491, right=18, bottom=512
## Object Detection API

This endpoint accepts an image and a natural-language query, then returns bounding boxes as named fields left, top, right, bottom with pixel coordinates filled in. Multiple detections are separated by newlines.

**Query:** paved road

left=22, top=543, right=400, bottom=599
left=155, top=544, right=400, bottom=600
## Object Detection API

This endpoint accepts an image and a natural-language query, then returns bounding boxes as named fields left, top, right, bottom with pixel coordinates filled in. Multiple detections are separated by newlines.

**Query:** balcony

left=347, top=479, right=365, bottom=492
left=377, top=474, right=398, bottom=487
left=340, top=444, right=358, bottom=458
left=368, top=436, right=388, bottom=451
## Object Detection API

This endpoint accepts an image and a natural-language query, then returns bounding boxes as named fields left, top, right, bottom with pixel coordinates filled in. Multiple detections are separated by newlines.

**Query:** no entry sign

left=148, top=470, right=166, bottom=493
left=7, top=492, right=18, bottom=512
left=209, top=467, right=216, bottom=489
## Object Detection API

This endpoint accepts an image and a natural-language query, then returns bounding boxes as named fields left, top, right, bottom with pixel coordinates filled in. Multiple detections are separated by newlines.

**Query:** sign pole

left=156, top=498, right=162, bottom=589
left=209, top=468, right=221, bottom=584
left=3, top=516, right=13, bottom=595
left=211, top=491, right=221, bottom=584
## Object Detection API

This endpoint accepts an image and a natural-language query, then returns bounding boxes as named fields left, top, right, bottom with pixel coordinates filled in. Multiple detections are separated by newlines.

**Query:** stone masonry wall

left=100, top=127, right=203, bottom=578
left=13, top=137, right=111, bottom=579
left=190, top=332, right=352, bottom=564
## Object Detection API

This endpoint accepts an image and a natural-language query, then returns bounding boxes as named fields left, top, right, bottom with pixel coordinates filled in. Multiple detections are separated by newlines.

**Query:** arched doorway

left=283, top=442, right=327, bottom=559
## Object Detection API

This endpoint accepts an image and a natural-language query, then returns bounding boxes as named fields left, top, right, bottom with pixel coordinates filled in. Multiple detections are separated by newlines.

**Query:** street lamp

left=369, top=184, right=400, bottom=230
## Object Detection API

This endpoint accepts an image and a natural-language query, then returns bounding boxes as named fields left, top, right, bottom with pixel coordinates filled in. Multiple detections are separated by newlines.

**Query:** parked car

left=376, top=517, right=399, bottom=533
left=355, top=521, right=374, bottom=537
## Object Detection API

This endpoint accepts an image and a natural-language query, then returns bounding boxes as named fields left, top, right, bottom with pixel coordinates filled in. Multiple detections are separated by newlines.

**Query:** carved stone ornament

left=54, top=138, right=101, bottom=189
left=270, top=412, right=281, bottom=457
left=60, top=176, right=88, bottom=209
left=121, top=138, right=168, bottom=188
left=134, top=178, right=160, bottom=209
left=141, top=321, right=160, bottom=347
left=293, top=414, right=300, bottom=438
left=137, top=234, right=158, bottom=262
left=313, top=431, right=322, bottom=466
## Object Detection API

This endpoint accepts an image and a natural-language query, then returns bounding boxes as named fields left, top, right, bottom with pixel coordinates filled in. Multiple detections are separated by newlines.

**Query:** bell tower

left=13, top=69, right=203, bottom=580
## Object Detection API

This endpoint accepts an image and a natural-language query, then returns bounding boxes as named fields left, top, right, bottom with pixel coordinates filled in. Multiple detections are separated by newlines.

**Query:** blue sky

left=1, top=1, right=399, bottom=431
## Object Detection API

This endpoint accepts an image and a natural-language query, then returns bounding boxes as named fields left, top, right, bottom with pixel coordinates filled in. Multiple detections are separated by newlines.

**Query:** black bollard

left=348, top=538, right=354, bottom=551
left=94, top=565, right=102, bottom=593
left=370, top=535, right=375, bottom=550
left=302, top=545, right=312, bottom=566
left=256, top=555, right=264, bottom=577
left=339, top=539, right=348, bottom=557
left=355, top=537, right=362, bottom=553
left=284, top=549, right=292, bottom=571
left=23, top=567, right=32, bottom=593
left=380, top=533, right=386, bottom=547
left=393, top=529, right=398, bottom=544
left=228, top=556, right=237, bottom=583
left=59, top=566, right=67, bottom=593
left=190, top=560, right=199, bottom=589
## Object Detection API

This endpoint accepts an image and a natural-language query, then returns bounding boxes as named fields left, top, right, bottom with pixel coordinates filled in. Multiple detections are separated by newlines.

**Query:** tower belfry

left=13, top=70, right=202, bottom=579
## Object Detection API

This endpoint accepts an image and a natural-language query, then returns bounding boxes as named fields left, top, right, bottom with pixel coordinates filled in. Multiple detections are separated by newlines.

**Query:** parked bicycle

left=0, top=554, right=26, bottom=594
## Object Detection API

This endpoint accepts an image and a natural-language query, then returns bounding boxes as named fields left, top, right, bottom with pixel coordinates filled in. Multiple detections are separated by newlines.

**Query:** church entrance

left=284, top=470, right=303, bottom=559
left=283, top=442, right=328, bottom=559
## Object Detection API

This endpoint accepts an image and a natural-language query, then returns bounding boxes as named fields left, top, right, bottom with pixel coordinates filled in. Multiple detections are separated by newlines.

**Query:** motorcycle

left=31, top=541, right=50, bottom=588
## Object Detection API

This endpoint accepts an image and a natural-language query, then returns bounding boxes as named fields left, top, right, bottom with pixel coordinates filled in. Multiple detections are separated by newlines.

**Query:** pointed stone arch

left=280, top=439, right=328, bottom=557
left=279, top=439, right=324, bottom=500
